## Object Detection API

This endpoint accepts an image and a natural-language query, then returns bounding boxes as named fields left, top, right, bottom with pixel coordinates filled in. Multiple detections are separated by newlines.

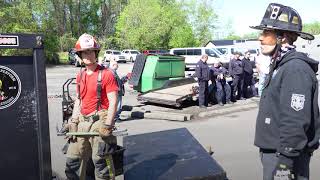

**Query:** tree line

left=0, top=0, right=319, bottom=63
left=0, top=0, right=216, bottom=63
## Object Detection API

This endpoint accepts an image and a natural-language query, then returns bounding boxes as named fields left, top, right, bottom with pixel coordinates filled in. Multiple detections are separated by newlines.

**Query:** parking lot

left=47, top=62, right=320, bottom=180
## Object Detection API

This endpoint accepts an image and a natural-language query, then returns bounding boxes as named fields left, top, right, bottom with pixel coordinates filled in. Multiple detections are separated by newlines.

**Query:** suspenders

left=77, top=66, right=104, bottom=112
left=96, top=66, right=103, bottom=111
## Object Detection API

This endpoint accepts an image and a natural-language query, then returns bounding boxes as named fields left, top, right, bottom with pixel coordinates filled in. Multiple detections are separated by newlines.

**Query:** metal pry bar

left=66, top=129, right=128, bottom=137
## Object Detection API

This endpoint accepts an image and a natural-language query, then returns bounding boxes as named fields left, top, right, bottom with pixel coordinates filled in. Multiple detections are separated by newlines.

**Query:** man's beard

left=261, top=44, right=276, bottom=56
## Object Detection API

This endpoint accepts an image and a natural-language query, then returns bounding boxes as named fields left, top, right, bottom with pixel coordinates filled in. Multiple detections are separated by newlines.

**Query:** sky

left=213, top=0, right=320, bottom=37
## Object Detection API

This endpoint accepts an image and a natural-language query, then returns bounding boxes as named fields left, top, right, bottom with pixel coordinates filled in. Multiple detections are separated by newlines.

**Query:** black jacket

left=229, top=58, right=243, bottom=76
left=242, top=58, right=254, bottom=75
left=210, top=66, right=228, bottom=81
left=254, top=49, right=320, bottom=157
left=195, top=60, right=210, bottom=81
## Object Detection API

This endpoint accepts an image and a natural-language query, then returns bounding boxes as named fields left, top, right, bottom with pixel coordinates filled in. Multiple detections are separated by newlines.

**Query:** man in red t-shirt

left=65, top=33, right=119, bottom=180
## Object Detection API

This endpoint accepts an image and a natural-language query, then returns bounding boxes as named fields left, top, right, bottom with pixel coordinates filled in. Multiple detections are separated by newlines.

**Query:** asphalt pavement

left=47, top=63, right=320, bottom=180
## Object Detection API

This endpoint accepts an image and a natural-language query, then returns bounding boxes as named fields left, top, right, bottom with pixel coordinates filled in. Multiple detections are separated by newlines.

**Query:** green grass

left=58, top=52, right=69, bottom=64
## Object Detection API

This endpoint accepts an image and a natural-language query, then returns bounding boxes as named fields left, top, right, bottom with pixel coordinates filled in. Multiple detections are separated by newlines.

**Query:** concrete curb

left=198, top=101, right=259, bottom=118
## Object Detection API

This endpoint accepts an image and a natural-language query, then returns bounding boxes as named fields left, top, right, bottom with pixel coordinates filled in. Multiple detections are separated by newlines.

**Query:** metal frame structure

left=0, top=33, right=52, bottom=180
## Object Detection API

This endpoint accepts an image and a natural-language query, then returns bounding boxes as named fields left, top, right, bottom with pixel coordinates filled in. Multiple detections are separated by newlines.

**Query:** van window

left=173, top=50, right=186, bottom=55
left=194, top=49, right=201, bottom=55
left=205, top=49, right=218, bottom=57
left=186, top=49, right=201, bottom=55
left=187, top=49, right=194, bottom=55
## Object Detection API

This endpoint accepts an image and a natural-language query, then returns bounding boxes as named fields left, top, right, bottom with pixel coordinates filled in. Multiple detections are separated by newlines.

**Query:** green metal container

left=136, top=55, right=185, bottom=93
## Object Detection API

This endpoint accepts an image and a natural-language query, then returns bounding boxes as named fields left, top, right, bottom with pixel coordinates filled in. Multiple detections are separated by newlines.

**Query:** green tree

left=242, top=32, right=259, bottom=40
left=225, top=34, right=242, bottom=40
left=0, top=1, right=41, bottom=56
left=183, top=0, right=217, bottom=46
left=114, top=0, right=196, bottom=50
left=0, top=0, right=127, bottom=62
left=0, top=1, right=39, bottom=33
left=303, top=21, right=320, bottom=35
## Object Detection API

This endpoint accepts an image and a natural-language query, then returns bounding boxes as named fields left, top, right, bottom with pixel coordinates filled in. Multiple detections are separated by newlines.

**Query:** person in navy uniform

left=229, top=51, right=245, bottom=100
left=242, top=50, right=258, bottom=98
left=195, top=54, right=210, bottom=108
left=210, top=60, right=232, bottom=106
left=250, top=3, right=320, bottom=180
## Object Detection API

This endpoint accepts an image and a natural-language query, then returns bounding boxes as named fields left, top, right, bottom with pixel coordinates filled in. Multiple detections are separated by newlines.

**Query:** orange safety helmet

left=74, top=33, right=101, bottom=52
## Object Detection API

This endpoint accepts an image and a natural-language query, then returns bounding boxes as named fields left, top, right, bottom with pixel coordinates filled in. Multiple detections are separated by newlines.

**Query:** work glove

left=98, top=124, right=113, bottom=139
left=272, top=154, right=295, bottom=180
left=66, top=122, right=78, bottom=142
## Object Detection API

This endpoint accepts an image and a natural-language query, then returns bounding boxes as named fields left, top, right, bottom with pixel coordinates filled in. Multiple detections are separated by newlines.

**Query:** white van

left=169, top=47, right=226, bottom=69
left=216, top=46, right=260, bottom=61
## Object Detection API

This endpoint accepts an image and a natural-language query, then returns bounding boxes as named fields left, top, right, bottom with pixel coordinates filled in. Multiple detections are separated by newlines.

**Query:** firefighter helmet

left=74, top=33, right=101, bottom=52
left=250, top=3, right=314, bottom=40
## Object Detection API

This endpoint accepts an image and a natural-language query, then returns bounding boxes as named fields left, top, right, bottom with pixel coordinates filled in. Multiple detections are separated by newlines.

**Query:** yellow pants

left=65, top=109, right=117, bottom=180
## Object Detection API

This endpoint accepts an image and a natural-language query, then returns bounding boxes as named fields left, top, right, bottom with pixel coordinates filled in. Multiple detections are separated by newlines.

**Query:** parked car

left=121, top=49, right=141, bottom=62
left=68, top=48, right=81, bottom=67
left=142, top=50, right=169, bottom=55
left=103, top=50, right=127, bottom=63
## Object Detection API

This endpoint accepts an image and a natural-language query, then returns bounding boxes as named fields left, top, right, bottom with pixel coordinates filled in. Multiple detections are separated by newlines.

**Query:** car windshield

left=205, top=49, right=220, bottom=57
left=131, top=51, right=140, bottom=54
left=216, top=48, right=228, bottom=54
left=248, top=49, right=257, bottom=54
left=113, top=51, right=121, bottom=55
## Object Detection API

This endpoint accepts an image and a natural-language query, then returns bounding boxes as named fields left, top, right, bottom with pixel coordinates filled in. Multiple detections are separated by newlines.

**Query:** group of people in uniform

left=195, top=50, right=258, bottom=108
left=60, top=3, right=320, bottom=180
left=196, top=3, right=320, bottom=180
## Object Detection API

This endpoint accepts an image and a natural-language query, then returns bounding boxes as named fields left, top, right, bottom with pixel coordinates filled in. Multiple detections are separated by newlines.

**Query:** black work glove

left=272, top=154, right=295, bottom=180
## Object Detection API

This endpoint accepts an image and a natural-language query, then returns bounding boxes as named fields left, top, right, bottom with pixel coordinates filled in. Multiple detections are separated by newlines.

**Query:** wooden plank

left=142, top=83, right=197, bottom=99
left=142, top=93, right=181, bottom=100
left=152, top=83, right=197, bottom=95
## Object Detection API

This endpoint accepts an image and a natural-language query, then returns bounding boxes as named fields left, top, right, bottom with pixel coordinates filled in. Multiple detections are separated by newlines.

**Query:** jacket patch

left=265, top=118, right=271, bottom=124
left=291, top=94, right=305, bottom=111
